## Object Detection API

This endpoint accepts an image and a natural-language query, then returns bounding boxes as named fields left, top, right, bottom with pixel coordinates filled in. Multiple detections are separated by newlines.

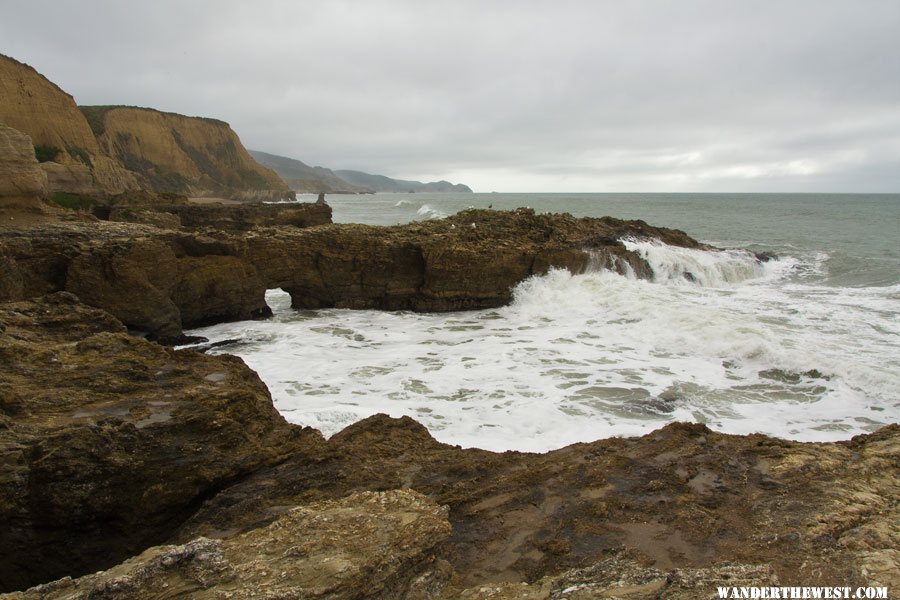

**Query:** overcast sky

left=2, top=0, right=898, bottom=192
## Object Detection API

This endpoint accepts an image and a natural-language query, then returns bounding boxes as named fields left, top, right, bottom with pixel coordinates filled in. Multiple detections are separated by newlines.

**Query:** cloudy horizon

left=2, top=0, right=899, bottom=193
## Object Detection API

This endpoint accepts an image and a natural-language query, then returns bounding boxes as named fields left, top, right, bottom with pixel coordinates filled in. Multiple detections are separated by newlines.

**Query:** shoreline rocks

left=0, top=207, right=714, bottom=341
left=107, top=200, right=332, bottom=232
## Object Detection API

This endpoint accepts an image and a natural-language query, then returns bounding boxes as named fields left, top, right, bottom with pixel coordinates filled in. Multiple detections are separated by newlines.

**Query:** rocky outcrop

left=0, top=124, right=47, bottom=205
left=0, top=209, right=705, bottom=340
left=243, top=208, right=687, bottom=312
left=82, top=106, right=293, bottom=201
left=108, top=201, right=332, bottom=232
left=0, top=54, right=139, bottom=194
left=0, top=293, right=322, bottom=592
left=9, top=490, right=452, bottom=600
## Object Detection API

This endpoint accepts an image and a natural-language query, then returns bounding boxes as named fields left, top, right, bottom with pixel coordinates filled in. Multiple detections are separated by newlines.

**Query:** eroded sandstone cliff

left=82, top=105, right=293, bottom=201
left=0, top=54, right=293, bottom=200
left=0, top=54, right=139, bottom=194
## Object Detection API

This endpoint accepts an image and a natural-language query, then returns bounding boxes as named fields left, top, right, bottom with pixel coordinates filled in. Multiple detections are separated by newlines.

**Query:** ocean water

left=189, top=193, right=900, bottom=451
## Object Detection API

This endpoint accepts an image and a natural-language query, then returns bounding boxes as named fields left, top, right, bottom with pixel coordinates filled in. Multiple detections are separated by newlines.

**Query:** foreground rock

left=0, top=293, right=322, bottom=591
left=176, top=415, right=899, bottom=592
left=456, top=557, right=777, bottom=599
left=9, top=490, right=452, bottom=600
left=0, top=295, right=896, bottom=596
left=0, top=208, right=709, bottom=340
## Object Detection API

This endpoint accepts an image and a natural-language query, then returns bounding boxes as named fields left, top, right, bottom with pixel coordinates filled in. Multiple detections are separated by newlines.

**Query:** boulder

left=0, top=124, right=47, bottom=203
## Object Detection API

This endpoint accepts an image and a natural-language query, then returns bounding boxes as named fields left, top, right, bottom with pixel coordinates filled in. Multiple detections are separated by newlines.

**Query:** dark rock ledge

left=0, top=208, right=710, bottom=342
left=0, top=294, right=896, bottom=597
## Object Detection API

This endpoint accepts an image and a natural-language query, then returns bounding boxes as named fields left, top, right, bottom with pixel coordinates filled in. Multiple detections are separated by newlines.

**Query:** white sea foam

left=416, top=204, right=448, bottom=220
left=187, top=243, right=900, bottom=452
left=620, top=239, right=792, bottom=286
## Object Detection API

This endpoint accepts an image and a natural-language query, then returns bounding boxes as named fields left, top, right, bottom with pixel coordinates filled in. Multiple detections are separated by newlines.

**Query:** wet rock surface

left=0, top=207, right=711, bottom=340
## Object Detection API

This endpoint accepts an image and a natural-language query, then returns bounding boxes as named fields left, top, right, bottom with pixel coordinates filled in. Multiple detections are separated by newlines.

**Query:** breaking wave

left=188, top=239, right=900, bottom=452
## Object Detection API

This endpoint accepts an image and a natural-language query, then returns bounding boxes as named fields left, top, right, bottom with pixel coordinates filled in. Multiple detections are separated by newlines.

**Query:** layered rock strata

left=9, top=490, right=453, bottom=600
left=0, top=208, right=706, bottom=340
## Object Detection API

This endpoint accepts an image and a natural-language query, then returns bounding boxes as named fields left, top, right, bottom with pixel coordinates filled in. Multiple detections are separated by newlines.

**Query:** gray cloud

left=1, top=0, right=898, bottom=191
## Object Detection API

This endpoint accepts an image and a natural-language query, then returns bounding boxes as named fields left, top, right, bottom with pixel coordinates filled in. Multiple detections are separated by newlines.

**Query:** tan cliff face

left=0, top=54, right=139, bottom=194
left=0, top=54, right=291, bottom=199
left=85, top=106, right=293, bottom=200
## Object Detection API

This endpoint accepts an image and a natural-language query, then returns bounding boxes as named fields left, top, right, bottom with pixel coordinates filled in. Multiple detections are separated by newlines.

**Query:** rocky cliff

left=0, top=208, right=703, bottom=341
left=0, top=294, right=895, bottom=597
left=0, top=54, right=292, bottom=200
left=0, top=54, right=139, bottom=194
left=82, top=106, right=293, bottom=201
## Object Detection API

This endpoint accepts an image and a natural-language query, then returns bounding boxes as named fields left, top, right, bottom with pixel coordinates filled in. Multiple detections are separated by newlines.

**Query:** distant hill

left=250, top=149, right=473, bottom=194
left=249, top=150, right=371, bottom=194
left=334, top=170, right=473, bottom=193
